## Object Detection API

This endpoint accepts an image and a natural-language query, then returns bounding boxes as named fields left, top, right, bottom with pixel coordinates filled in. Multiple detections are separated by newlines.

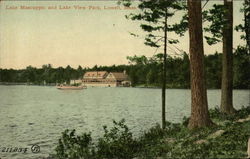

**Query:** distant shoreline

left=1, top=83, right=249, bottom=90
left=0, top=82, right=56, bottom=86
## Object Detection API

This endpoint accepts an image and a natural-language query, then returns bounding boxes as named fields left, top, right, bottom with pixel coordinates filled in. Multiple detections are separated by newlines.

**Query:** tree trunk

left=187, top=0, right=213, bottom=129
left=162, top=10, right=167, bottom=129
left=221, top=0, right=235, bottom=114
left=245, top=0, right=250, bottom=53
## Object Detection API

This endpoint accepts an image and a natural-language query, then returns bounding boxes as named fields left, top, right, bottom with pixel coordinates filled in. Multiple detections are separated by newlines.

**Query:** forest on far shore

left=0, top=46, right=249, bottom=89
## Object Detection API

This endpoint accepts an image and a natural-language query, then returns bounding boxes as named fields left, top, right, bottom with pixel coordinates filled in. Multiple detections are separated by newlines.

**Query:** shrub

left=54, top=119, right=138, bottom=159
left=209, top=106, right=250, bottom=121
left=53, top=107, right=250, bottom=159
left=96, top=119, right=138, bottom=159
left=54, top=129, right=95, bottom=159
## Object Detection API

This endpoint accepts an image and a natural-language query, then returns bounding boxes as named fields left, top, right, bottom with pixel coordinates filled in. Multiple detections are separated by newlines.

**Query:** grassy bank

left=50, top=106, right=250, bottom=159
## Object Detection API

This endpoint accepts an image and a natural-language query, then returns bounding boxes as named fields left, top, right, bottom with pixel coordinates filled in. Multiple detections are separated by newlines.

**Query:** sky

left=0, top=0, right=245, bottom=69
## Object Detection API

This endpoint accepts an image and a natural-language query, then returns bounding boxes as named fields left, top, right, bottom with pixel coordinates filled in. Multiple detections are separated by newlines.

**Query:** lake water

left=0, top=85, right=249, bottom=159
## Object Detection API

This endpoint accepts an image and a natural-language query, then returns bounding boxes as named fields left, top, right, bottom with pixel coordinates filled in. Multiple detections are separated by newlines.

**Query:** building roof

left=83, top=71, right=108, bottom=78
left=110, top=72, right=128, bottom=80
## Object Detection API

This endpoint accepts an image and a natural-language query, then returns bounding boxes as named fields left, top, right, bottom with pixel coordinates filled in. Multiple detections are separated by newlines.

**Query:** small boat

left=56, top=85, right=86, bottom=90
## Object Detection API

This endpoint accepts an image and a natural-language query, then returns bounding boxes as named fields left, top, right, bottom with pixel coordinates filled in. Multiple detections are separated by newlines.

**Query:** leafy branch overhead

left=235, top=0, right=250, bottom=43
left=203, top=1, right=250, bottom=46
left=203, top=4, right=227, bottom=45
left=120, top=0, right=188, bottom=48
left=123, top=0, right=248, bottom=47
left=121, top=0, right=231, bottom=47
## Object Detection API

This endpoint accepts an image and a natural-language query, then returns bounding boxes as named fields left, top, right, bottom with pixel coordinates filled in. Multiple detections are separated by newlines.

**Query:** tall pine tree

left=120, top=0, right=187, bottom=129
left=187, top=0, right=213, bottom=129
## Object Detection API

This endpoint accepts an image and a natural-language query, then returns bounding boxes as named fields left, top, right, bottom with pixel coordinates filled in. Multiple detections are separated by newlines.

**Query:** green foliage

left=121, top=0, right=187, bottom=48
left=0, top=48, right=249, bottom=89
left=203, top=4, right=225, bottom=45
left=124, top=48, right=248, bottom=89
left=168, top=13, right=188, bottom=37
left=126, top=53, right=190, bottom=88
left=96, top=119, right=137, bottom=159
left=203, top=1, right=249, bottom=48
left=0, top=64, right=126, bottom=85
left=210, top=106, right=250, bottom=122
left=204, top=36, right=221, bottom=45
left=167, top=107, right=250, bottom=159
left=172, top=121, right=249, bottom=158
left=53, top=107, right=250, bottom=159
left=235, top=0, right=250, bottom=42
left=233, top=46, right=250, bottom=89
left=138, top=124, right=165, bottom=145
left=136, top=124, right=169, bottom=159
left=53, top=119, right=138, bottom=159
left=54, top=129, right=95, bottom=159
left=0, top=64, right=85, bottom=85
left=204, top=52, right=222, bottom=88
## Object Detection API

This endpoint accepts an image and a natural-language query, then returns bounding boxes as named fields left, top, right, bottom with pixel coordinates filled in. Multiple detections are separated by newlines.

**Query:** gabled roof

left=109, top=72, right=128, bottom=80
left=83, top=71, right=108, bottom=78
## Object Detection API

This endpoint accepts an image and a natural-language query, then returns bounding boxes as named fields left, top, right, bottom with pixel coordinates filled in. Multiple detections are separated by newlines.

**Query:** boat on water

left=56, top=85, right=86, bottom=90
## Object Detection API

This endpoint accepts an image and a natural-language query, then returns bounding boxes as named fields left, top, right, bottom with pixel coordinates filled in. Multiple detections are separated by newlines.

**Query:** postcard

left=0, top=0, right=249, bottom=159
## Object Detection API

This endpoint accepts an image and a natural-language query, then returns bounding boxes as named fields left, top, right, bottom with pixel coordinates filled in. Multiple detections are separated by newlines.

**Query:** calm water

left=0, top=85, right=249, bottom=159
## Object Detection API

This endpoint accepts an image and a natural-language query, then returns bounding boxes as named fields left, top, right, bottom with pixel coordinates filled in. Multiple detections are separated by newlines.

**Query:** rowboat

left=56, top=85, right=86, bottom=90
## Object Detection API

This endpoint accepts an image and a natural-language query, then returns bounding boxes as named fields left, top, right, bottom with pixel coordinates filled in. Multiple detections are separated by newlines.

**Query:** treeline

left=0, top=64, right=129, bottom=85
left=0, top=64, right=84, bottom=85
left=0, top=47, right=249, bottom=88
left=126, top=46, right=249, bottom=89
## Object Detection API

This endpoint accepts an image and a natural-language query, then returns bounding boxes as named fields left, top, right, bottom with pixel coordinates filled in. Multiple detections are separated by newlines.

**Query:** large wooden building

left=81, top=71, right=131, bottom=87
